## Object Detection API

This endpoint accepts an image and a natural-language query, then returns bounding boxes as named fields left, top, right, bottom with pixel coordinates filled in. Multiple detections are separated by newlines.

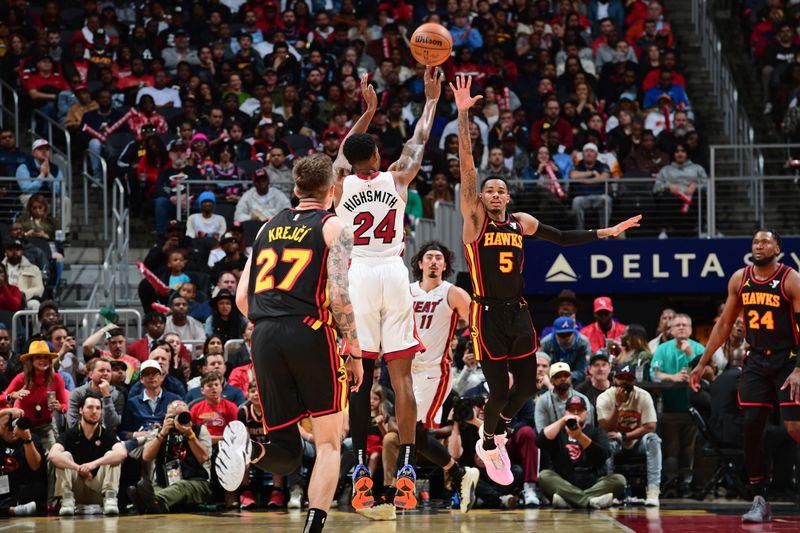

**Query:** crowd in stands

left=0, top=0, right=710, bottom=241
left=0, top=285, right=797, bottom=515
left=0, top=0, right=792, bottom=518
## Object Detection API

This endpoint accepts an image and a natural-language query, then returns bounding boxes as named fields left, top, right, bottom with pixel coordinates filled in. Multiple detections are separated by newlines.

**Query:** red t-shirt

left=580, top=320, right=628, bottom=354
left=22, top=71, right=69, bottom=94
left=190, top=398, right=239, bottom=437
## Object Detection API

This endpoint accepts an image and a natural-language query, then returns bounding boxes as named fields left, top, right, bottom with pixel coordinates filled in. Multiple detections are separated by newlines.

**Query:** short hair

left=144, top=311, right=166, bottom=326
left=480, top=175, right=510, bottom=191
left=106, top=327, right=125, bottom=338
left=80, top=391, right=103, bottom=409
left=201, top=371, right=222, bottom=387
left=752, top=228, right=781, bottom=248
left=342, top=133, right=376, bottom=165
left=87, top=357, right=111, bottom=373
left=671, top=313, right=692, bottom=326
left=293, top=153, right=333, bottom=198
left=411, top=241, right=454, bottom=281
left=45, top=324, right=68, bottom=339
left=204, top=352, right=225, bottom=364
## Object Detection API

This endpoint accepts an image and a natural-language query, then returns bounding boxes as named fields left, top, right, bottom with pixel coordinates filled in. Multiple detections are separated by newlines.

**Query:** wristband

left=619, top=431, right=627, bottom=441
left=156, top=434, right=165, bottom=441
left=22, top=439, right=32, bottom=445
left=186, top=431, right=196, bottom=441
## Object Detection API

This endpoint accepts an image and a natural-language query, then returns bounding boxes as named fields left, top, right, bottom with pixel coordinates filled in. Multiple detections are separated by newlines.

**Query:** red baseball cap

left=593, top=296, right=613, bottom=313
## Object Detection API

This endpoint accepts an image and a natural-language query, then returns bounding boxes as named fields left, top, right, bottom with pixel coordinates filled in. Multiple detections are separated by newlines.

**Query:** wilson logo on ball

left=415, top=35, right=443, bottom=46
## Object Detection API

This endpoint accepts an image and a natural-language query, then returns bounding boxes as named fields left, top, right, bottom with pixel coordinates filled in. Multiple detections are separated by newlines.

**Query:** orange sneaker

left=351, top=465, right=374, bottom=509
left=393, top=465, right=418, bottom=510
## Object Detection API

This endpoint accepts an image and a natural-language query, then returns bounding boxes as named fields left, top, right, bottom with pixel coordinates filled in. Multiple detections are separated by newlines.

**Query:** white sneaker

left=645, top=485, right=660, bottom=507
left=552, top=493, right=570, bottom=509
left=522, top=482, right=540, bottom=507
left=355, top=501, right=397, bottom=521
left=12, top=502, right=37, bottom=516
left=288, top=485, right=303, bottom=509
left=588, top=492, right=614, bottom=509
left=216, top=420, right=252, bottom=492
left=103, top=498, right=119, bottom=515
left=59, top=499, right=75, bottom=516
left=82, top=504, right=103, bottom=515
left=458, top=466, right=480, bottom=513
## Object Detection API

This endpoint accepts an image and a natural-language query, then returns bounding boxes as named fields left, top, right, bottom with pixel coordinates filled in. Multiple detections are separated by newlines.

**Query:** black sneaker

left=126, top=485, right=146, bottom=514
left=136, top=479, right=168, bottom=514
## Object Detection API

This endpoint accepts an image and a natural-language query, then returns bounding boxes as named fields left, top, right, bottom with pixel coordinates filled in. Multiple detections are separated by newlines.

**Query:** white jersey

left=335, top=171, right=406, bottom=257
left=411, top=280, right=458, bottom=366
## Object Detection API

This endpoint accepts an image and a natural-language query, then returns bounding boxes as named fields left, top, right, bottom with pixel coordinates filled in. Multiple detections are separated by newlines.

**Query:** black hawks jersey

left=247, top=208, right=334, bottom=324
left=464, top=213, right=525, bottom=301
left=738, top=263, right=799, bottom=351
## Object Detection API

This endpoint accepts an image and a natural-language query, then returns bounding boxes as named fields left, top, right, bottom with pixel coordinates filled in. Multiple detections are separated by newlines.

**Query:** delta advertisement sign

left=521, top=238, right=800, bottom=294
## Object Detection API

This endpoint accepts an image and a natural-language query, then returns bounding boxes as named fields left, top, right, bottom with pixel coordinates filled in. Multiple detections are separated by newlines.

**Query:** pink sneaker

left=475, top=439, right=514, bottom=486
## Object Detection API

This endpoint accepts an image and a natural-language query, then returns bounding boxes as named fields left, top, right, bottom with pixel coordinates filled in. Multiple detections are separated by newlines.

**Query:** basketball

left=410, top=23, right=453, bottom=66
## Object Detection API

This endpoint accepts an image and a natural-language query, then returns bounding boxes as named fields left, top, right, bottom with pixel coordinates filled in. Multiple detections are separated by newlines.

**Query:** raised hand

left=360, top=73, right=377, bottom=111
left=605, top=214, right=642, bottom=237
left=449, top=75, right=483, bottom=112
left=424, top=67, right=444, bottom=101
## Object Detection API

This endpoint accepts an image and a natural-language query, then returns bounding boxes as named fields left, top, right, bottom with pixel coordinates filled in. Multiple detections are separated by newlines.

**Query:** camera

left=175, top=412, right=191, bottom=425
left=565, top=418, right=578, bottom=431
left=9, top=416, right=31, bottom=431
left=453, top=395, right=486, bottom=422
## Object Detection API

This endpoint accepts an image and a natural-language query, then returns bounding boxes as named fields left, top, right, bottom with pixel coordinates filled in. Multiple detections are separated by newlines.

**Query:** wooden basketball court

left=6, top=502, right=800, bottom=533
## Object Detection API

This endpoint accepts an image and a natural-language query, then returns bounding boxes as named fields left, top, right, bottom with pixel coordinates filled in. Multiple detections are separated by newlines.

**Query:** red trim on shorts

left=383, top=343, right=424, bottom=362
left=324, top=326, right=342, bottom=413
left=411, top=308, right=427, bottom=355
left=265, top=413, right=308, bottom=432
left=737, top=390, right=773, bottom=408
left=508, top=349, right=537, bottom=360
left=425, top=361, right=452, bottom=429
left=779, top=402, right=800, bottom=406
left=361, top=350, right=380, bottom=360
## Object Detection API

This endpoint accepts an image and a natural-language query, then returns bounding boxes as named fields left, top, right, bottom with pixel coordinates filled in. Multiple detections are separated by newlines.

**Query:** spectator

left=119, top=360, right=182, bottom=441
left=0, top=263, right=24, bottom=312
left=63, top=85, right=97, bottom=130
left=530, top=97, right=574, bottom=151
left=82, top=325, right=140, bottom=385
left=0, top=128, right=32, bottom=176
left=21, top=55, right=68, bottom=120
left=1, top=339, right=69, bottom=450
left=541, top=290, right=583, bottom=338
left=265, top=145, right=294, bottom=197
left=569, top=142, right=612, bottom=230
left=128, top=342, right=188, bottom=399
left=210, top=233, right=248, bottom=283
left=123, top=96, right=169, bottom=140
left=654, top=142, right=708, bottom=219
left=622, top=131, right=669, bottom=176
left=137, top=70, right=182, bottom=109
left=534, top=352, right=553, bottom=398
left=580, top=296, right=627, bottom=353
left=49, top=392, right=127, bottom=516
left=164, top=295, right=206, bottom=343
left=67, top=358, right=124, bottom=432
left=615, top=324, right=653, bottom=373
left=588, top=5, right=625, bottom=36
left=711, top=315, right=746, bottom=375
left=189, top=372, right=238, bottom=445
left=536, top=396, right=624, bottom=509
left=596, top=365, right=662, bottom=506
left=651, top=313, right=702, bottom=496
left=648, top=308, right=675, bottom=352
left=107, top=359, right=129, bottom=397
left=643, top=70, right=689, bottom=110
left=151, top=143, right=203, bottom=236
left=127, top=312, right=167, bottom=363
left=625, top=2, right=673, bottom=48
left=575, top=351, right=612, bottom=408
left=16, top=139, right=64, bottom=205
left=162, top=30, right=200, bottom=75
left=204, top=289, right=246, bottom=342
left=226, top=320, right=253, bottom=372
left=540, top=317, right=591, bottom=383
left=130, top=400, right=212, bottom=514
left=0, top=407, right=45, bottom=516
left=186, top=191, right=226, bottom=241
left=422, top=172, right=454, bottom=219
left=233, top=167, right=291, bottom=223
left=535, top=362, right=595, bottom=430
left=185, top=352, right=245, bottom=406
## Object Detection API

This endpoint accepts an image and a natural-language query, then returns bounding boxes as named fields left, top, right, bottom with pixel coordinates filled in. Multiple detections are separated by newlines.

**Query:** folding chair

left=688, top=407, right=747, bottom=500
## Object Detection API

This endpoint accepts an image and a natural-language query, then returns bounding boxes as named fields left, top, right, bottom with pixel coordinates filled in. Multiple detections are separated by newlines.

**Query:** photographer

left=0, top=408, right=45, bottom=516
left=48, top=393, right=128, bottom=516
left=129, top=400, right=212, bottom=514
left=536, top=396, right=625, bottom=509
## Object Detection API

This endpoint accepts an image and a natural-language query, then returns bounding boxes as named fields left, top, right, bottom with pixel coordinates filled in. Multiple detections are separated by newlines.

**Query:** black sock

left=396, top=444, right=417, bottom=471
left=449, top=462, right=465, bottom=483
left=483, top=432, right=497, bottom=451
left=495, top=415, right=510, bottom=436
left=304, top=508, right=327, bottom=533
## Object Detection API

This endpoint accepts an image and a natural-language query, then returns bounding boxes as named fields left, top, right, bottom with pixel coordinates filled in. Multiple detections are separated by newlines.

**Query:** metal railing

left=11, top=308, right=142, bottom=354
left=172, top=178, right=244, bottom=221
left=81, top=150, right=109, bottom=240
left=224, top=338, right=245, bottom=363
left=0, top=79, right=19, bottom=144
left=30, top=109, right=72, bottom=232
left=691, top=0, right=755, bottom=153
left=86, top=178, right=131, bottom=308
left=0, top=175, right=62, bottom=224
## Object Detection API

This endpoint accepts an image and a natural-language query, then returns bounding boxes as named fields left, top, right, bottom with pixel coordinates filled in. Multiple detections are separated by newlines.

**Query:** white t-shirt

left=596, top=385, right=657, bottom=449
left=186, top=213, right=227, bottom=239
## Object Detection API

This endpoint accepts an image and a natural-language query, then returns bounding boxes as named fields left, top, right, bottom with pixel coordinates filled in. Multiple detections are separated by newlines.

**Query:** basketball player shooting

left=333, top=69, right=444, bottom=510
left=451, top=74, right=642, bottom=486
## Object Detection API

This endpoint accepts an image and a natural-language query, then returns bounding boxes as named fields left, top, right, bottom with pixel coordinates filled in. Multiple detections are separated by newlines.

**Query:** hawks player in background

left=366, top=241, right=480, bottom=520
left=216, top=154, right=363, bottom=533
left=451, top=74, right=641, bottom=486
left=333, top=70, right=444, bottom=510
left=691, top=229, right=800, bottom=524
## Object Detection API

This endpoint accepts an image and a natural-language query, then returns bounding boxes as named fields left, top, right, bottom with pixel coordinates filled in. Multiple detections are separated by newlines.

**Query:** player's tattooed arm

left=390, top=67, right=444, bottom=186
left=327, top=224, right=361, bottom=356
left=450, top=75, right=484, bottom=242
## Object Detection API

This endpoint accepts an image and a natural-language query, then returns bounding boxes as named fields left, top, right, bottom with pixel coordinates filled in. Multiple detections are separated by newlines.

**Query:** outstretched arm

left=389, top=67, right=444, bottom=187
left=514, top=213, right=643, bottom=243
left=449, top=75, right=484, bottom=243
left=323, top=217, right=363, bottom=392
left=333, top=74, right=377, bottom=202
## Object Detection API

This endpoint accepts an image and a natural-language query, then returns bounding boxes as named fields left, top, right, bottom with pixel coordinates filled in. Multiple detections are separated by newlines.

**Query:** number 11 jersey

left=336, top=171, right=406, bottom=257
